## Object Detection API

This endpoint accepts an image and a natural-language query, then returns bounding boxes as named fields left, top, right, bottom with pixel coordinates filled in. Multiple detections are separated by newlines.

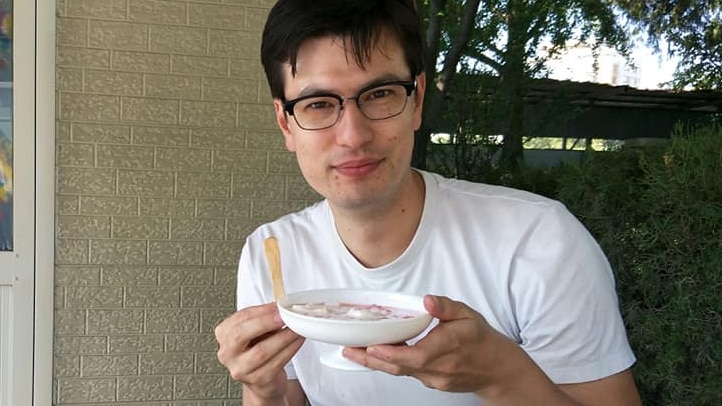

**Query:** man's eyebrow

left=293, top=73, right=411, bottom=99
left=294, top=86, right=336, bottom=99
left=357, top=73, right=410, bottom=89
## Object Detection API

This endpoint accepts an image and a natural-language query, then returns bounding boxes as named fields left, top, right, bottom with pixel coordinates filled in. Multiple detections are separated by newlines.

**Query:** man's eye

left=302, top=99, right=336, bottom=111
left=368, top=88, right=393, bottom=99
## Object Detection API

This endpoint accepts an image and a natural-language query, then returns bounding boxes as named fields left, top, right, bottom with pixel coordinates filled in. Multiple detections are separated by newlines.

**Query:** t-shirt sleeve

left=509, top=201, right=636, bottom=383
left=236, top=238, right=269, bottom=310
left=236, top=236, right=299, bottom=380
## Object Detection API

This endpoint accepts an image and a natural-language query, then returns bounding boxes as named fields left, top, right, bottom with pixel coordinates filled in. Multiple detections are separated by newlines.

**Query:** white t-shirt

left=236, top=170, right=636, bottom=406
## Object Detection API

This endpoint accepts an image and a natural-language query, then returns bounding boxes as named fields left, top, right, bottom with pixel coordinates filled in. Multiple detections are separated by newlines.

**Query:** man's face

left=273, top=33, right=426, bottom=211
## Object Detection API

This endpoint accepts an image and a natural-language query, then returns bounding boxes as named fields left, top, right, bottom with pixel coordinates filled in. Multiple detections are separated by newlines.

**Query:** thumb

left=423, top=295, right=475, bottom=322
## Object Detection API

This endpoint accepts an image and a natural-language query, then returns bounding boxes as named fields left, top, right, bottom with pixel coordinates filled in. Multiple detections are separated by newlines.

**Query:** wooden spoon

left=263, top=236, right=286, bottom=301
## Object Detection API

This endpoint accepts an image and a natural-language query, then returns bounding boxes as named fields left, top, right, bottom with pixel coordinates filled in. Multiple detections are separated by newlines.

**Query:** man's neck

left=330, top=170, right=426, bottom=268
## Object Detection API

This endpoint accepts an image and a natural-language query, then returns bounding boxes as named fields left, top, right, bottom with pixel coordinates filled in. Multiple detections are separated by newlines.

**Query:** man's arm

left=560, top=369, right=641, bottom=406
left=286, top=380, right=307, bottom=406
left=242, top=380, right=307, bottom=406
left=465, top=318, right=640, bottom=406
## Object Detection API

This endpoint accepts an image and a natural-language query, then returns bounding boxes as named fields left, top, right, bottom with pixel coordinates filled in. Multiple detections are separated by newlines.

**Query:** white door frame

left=34, top=0, right=56, bottom=403
left=0, top=0, right=54, bottom=404
left=0, top=0, right=35, bottom=403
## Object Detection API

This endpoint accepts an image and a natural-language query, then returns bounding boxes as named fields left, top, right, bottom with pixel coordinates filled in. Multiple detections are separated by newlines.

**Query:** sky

left=629, top=44, right=679, bottom=89
left=545, top=40, right=680, bottom=90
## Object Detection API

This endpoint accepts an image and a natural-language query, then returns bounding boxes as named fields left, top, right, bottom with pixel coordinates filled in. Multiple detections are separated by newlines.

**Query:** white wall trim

left=33, top=0, right=55, bottom=403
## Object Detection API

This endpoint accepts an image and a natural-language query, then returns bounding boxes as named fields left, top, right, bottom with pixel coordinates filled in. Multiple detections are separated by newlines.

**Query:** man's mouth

left=333, top=159, right=382, bottom=177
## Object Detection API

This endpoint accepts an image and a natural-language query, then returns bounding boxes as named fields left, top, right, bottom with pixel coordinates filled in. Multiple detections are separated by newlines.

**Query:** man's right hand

left=215, top=303, right=306, bottom=402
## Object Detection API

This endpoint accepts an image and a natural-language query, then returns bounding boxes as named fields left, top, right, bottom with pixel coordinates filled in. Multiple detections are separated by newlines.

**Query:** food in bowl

left=289, top=302, right=424, bottom=321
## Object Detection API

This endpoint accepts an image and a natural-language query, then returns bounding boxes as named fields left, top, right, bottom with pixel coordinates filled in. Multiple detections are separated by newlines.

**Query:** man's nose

left=334, top=100, right=373, bottom=147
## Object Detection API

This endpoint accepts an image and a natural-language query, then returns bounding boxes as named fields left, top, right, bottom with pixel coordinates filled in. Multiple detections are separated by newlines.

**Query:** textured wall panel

left=53, top=1, right=317, bottom=404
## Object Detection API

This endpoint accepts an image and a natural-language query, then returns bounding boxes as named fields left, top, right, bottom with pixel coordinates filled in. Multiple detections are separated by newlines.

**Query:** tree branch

left=426, top=0, right=483, bottom=126
left=424, top=0, right=446, bottom=79
left=466, top=47, right=503, bottom=73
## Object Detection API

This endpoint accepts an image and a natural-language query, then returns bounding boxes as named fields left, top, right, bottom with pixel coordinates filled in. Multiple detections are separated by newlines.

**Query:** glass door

left=0, top=4, right=13, bottom=404
left=0, top=0, right=11, bottom=252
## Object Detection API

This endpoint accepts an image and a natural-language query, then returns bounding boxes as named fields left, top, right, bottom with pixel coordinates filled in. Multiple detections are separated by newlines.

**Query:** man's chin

left=327, top=191, right=386, bottom=211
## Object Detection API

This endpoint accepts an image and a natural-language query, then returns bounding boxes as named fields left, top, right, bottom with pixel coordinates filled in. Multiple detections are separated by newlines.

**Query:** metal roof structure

left=524, top=79, right=722, bottom=140
left=525, top=78, right=722, bottom=112
left=467, top=76, right=722, bottom=140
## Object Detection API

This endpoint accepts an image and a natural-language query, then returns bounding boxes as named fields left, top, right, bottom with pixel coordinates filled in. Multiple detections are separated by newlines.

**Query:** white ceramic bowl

left=277, top=289, right=433, bottom=347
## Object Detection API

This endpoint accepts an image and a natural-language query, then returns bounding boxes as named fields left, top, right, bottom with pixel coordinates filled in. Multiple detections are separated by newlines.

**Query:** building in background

left=544, top=42, right=642, bottom=88
left=543, top=40, right=679, bottom=90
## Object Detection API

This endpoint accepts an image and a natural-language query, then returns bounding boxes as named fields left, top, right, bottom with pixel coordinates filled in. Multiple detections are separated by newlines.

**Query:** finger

left=230, top=304, right=285, bottom=343
left=368, top=341, right=444, bottom=372
left=240, top=329, right=305, bottom=381
left=345, top=344, right=460, bottom=393
left=357, top=320, right=465, bottom=369
left=424, top=295, right=477, bottom=322
left=342, top=346, right=411, bottom=376
left=216, top=304, right=284, bottom=363
left=216, top=303, right=278, bottom=337
left=344, top=343, right=432, bottom=372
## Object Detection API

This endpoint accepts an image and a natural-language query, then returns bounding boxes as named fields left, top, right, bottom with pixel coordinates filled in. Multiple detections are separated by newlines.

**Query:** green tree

left=414, top=0, right=630, bottom=169
left=413, top=0, right=482, bottom=169
left=615, top=0, right=722, bottom=90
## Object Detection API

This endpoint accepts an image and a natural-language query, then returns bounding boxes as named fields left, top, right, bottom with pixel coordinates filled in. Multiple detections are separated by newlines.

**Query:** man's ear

left=273, top=99, right=296, bottom=152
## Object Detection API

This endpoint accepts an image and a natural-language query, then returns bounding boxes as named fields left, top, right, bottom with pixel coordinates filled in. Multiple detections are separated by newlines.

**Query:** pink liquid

left=289, top=302, right=422, bottom=321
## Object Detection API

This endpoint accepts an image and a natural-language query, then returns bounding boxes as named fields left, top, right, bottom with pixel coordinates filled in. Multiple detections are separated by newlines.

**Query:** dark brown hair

left=261, top=0, right=425, bottom=100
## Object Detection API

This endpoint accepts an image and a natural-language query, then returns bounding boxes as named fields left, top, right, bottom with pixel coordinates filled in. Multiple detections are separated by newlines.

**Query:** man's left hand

left=342, top=295, right=514, bottom=394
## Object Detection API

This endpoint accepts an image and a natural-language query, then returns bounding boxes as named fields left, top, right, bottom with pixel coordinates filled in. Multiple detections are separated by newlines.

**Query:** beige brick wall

left=54, top=0, right=315, bottom=404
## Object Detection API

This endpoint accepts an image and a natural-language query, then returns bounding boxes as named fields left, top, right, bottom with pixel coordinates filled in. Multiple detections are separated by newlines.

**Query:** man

left=215, top=0, right=642, bottom=405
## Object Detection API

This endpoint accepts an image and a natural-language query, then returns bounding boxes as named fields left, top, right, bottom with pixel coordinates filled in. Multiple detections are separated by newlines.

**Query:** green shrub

left=555, top=125, right=722, bottom=405
left=432, top=123, right=721, bottom=404
left=427, top=142, right=562, bottom=198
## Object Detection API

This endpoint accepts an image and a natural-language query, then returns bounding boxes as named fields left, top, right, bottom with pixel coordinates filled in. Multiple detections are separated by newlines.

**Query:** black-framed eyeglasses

left=282, top=79, right=417, bottom=131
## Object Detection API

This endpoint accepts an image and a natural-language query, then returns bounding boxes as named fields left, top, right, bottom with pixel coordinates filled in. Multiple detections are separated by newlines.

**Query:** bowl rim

left=277, top=288, right=431, bottom=325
